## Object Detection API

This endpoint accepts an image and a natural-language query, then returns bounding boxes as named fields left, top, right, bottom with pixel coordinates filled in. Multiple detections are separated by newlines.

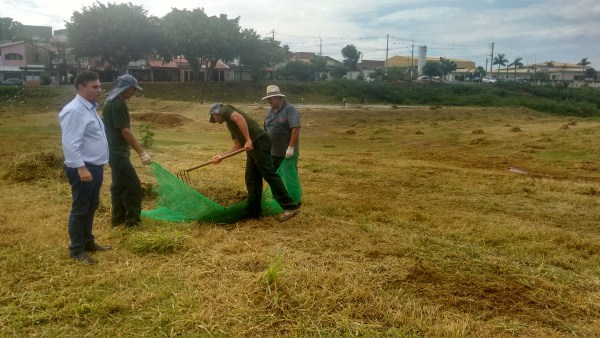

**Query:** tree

left=237, top=29, right=286, bottom=81
left=584, top=67, right=597, bottom=80
left=577, top=57, right=591, bottom=77
left=492, top=53, right=508, bottom=77
left=66, top=3, right=156, bottom=74
left=422, top=62, right=443, bottom=78
left=439, top=57, right=457, bottom=78
left=475, top=66, right=486, bottom=77
left=203, top=14, right=242, bottom=80
left=341, top=44, right=361, bottom=71
left=0, top=17, right=26, bottom=41
left=309, top=55, right=327, bottom=80
left=331, top=64, right=347, bottom=79
left=509, top=57, right=524, bottom=78
left=160, top=9, right=243, bottom=81
left=282, top=60, right=315, bottom=80
left=159, top=8, right=209, bottom=81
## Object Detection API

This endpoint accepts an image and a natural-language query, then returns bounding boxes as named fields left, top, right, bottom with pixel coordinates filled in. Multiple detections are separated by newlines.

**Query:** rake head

left=176, top=170, right=192, bottom=185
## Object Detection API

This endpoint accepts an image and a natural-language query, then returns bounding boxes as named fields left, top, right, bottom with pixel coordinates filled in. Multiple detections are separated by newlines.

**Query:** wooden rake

left=176, top=148, right=245, bottom=185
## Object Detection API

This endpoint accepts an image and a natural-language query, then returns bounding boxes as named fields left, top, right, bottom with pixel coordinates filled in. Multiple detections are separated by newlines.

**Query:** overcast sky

left=2, top=0, right=599, bottom=69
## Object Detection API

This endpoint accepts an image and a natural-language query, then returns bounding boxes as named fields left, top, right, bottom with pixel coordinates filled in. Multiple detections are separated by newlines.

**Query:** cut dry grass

left=0, top=100, right=599, bottom=336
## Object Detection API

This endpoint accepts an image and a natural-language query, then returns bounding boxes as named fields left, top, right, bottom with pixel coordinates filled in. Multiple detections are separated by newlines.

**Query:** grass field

left=1, top=85, right=599, bottom=336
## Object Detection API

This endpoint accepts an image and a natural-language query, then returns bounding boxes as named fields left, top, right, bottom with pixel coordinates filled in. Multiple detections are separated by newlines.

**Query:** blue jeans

left=65, top=163, right=104, bottom=255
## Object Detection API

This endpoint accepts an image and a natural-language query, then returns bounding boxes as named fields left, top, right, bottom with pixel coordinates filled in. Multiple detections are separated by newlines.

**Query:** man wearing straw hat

left=261, top=85, right=301, bottom=170
left=209, top=103, right=301, bottom=222
left=102, top=74, right=151, bottom=228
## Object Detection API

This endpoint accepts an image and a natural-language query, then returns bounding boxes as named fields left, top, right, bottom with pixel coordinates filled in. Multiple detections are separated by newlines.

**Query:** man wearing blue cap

left=102, top=74, right=151, bottom=227
left=209, top=103, right=301, bottom=222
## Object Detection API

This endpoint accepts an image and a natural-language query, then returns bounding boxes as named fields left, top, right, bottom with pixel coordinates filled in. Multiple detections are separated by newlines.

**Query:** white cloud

left=0, top=0, right=597, bottom=67
left=377, top=6, right=461, bottom=22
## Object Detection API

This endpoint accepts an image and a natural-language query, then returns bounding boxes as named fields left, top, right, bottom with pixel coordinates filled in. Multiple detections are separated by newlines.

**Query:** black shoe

left=70, top=252, right=97, bottom=265
left=85, top=243, right=112, bottom=252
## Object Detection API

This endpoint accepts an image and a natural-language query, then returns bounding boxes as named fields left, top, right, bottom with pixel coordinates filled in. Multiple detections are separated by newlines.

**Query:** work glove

left=139, top=151, right=152, bottom=165
left=285, top=146, right=295, bottom=159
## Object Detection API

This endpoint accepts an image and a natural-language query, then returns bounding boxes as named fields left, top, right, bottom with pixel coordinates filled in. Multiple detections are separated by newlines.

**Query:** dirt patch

left=131, top=112, right=194, bottom=127
left=398, top=261, right=569, bottom=327
left=3, top=151, right=64, bottom=182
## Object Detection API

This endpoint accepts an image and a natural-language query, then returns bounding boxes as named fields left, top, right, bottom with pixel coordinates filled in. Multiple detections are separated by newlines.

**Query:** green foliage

left=510, top=57, right=524, bottom=77
left=282, top=60, right=316, bottom=80
left=341, top=44, right=361, bottom=71
left=238, top=28, right=287, bottom=79
left=331, top=65, right=348, bottom=79
left=584, top=67, right=597, bottom=80
left=439, top=57, right=457, bottom=76
left=264, top=253, right=284, bottom=287
left=66, top=3, right=156, bottom=73
left=139, top=123, right=155, bottom=148
left=422, top=62, right=443, bottom=77
left=125, top=228, right=188, bottom=254
left=39, top=73, right=52, bottom=85
left=0, top=17, right=26, bottom=40
left=159, top=9, right=243, bottom=80
left=0, top=86, right=21, bottom=98
left=493, top=53, right=508, bottom=76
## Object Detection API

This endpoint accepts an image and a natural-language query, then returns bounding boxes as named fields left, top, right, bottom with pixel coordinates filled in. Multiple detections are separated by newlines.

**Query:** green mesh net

left=141, top=157, right=302, bottom=223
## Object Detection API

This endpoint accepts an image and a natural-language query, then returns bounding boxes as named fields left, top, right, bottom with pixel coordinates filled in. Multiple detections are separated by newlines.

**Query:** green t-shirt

left=219, top=105, right=266, bottom=145
left=102, top=97, right=131, bottom=159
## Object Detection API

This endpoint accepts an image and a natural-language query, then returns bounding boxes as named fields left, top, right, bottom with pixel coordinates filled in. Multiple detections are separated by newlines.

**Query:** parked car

left=416, top=75, right=430, bottom=81
left=1, top=78, right=24, bottom=87
left=470, top=76, right=482, bottom=83
left=481, top=76, right=497, bottom=84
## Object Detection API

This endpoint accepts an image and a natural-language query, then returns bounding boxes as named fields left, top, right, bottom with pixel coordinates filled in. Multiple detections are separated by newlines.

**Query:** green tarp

left=141, top=157, right=302, bottom=223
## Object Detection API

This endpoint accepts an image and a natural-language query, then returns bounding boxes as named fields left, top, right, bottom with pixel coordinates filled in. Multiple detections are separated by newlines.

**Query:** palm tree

left=577, top=58, right=591, bottom=80
left=493, top=53, right=508, bottom=77
left=509, top=57, right=524, bottom=78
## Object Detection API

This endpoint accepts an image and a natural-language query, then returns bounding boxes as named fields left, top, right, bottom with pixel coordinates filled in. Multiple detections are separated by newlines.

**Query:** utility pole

left=271, top=29, right=275, bottom=79
left=385, top=34, right=389, bottom=71
left=411, top=43, right=414, bottom=79
left=490, top=42, right=495, bottom=73
left=319, top=37, right=322, bottom=57
left=485, top=58, right=488, bottom=74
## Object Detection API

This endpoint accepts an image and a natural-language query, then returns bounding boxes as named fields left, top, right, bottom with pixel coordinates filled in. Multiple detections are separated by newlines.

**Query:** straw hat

left=261, top=85, right=286, bottom=100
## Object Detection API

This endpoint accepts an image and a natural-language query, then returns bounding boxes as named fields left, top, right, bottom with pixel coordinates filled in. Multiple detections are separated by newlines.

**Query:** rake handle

left=183, top=148, right=245, bottom=173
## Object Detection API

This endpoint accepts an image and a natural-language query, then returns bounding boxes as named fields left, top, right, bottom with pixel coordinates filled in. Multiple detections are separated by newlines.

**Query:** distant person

left=58, top=70, right=111, bottom=265
left=208, top=103, right=301, bottom=222
left=102, top=74, right=151, bottom=228
left=261, top=85, right=301, bottom=170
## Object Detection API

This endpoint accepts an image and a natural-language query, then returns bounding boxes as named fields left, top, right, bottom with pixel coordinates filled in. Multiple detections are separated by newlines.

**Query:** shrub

left=40, top=73, right=52, bottom=85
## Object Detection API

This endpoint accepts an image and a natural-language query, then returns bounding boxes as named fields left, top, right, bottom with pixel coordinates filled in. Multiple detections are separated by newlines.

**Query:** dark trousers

left=65, top=163, right=104, bottom=256
left=109, top=157, right=141, bottom=227
left=246, top=135, right=298, bottom=217
left=272, top=156, right=285, bottom=171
